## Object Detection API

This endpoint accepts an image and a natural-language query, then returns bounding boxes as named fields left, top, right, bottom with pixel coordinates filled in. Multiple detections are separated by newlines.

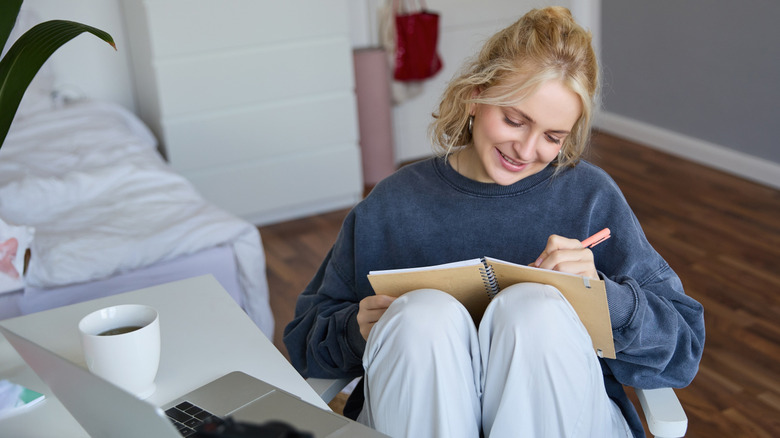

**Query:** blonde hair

left=430, top=7, right=599, bottom=169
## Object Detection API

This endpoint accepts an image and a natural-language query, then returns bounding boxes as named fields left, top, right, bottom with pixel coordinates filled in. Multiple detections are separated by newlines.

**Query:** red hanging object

left=393, top=1, right=443, bottom=81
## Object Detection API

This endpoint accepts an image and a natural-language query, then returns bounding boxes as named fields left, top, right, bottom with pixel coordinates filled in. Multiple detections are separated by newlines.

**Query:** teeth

left=499, top=150, right=521, bottom=166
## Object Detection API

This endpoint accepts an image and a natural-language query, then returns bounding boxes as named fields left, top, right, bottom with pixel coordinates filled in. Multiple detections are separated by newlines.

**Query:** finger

left=546, top=260, right=599, bottom=278
left=358, top=306, right=390, bottom=322
left=357, top=295, right=396, bottom=325
left=360, top=321, right=376, bottom=341
left=360, top=294, right=396, bottom=310
left=531, top=234, right=581, bottom=267
left=537, top=248, right=597, bottom=277
left=537, top=247, right=592, bottom=268
left=547, top=234, right=584, bottom=250
left=357, top=295, right=396, bottom=340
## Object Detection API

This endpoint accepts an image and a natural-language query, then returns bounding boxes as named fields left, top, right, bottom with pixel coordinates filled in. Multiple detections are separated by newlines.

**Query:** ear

left=469, top=87, right=481, bottom=116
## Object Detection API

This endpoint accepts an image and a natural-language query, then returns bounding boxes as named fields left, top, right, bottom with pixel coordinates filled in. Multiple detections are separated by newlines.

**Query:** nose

left=513, top=131, right=540, bottom=161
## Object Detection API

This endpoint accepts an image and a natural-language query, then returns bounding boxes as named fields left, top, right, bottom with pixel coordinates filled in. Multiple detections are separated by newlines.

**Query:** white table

left=0, top=275, right=327, bottom=437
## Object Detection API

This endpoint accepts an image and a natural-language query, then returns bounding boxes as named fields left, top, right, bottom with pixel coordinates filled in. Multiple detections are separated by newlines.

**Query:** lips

left=497, top=148, right=528, bottom=171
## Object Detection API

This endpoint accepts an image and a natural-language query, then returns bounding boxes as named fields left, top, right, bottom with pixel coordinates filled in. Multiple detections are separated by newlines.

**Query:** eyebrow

left=508, top=108, right=571, bottom=135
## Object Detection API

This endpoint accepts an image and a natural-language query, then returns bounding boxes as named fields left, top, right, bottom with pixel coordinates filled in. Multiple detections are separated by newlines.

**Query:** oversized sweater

left=284, top=157, right=705, bottom=437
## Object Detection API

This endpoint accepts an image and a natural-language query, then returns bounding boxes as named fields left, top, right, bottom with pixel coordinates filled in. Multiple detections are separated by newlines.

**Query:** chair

left=306, top=377, right=688, bottom=438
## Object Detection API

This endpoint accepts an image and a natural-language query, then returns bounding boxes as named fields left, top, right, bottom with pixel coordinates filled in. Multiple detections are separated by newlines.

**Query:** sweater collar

left=433, top=155, right=556, bottom=197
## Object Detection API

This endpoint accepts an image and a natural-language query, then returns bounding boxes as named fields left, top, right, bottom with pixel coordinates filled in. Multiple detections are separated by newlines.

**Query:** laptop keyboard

left=165, top=401, right=219, bottom=437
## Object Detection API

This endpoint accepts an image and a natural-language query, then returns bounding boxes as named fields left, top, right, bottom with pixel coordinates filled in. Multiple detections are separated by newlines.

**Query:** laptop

left=0, top=325, right=387, bottom=438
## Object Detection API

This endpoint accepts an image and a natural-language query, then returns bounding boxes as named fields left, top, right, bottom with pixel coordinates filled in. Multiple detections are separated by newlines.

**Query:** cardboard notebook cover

left=368, top=257, right=615, bottom=359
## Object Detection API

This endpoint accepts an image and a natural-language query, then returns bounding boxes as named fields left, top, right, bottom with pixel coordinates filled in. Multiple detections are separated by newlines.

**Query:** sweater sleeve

left=603, top=268, right=705, bottom=389
left=596, top=209, right=705, bottom=389
left=578, top=165, right=705, bottom=389
left=282, top=211, right=368, bottom=379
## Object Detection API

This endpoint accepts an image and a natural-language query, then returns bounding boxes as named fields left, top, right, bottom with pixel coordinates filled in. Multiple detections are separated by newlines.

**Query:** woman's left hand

left=530, top=234, right=599, bottom=279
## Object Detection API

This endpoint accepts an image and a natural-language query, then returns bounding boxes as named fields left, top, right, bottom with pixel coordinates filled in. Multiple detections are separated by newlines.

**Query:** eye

left=503, top=116, right=524, bottom=128
left=545, top=134, right=562, bottom=145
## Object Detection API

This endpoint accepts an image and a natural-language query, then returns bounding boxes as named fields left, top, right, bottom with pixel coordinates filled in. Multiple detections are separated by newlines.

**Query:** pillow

left=0, top=217, right=34, bottom=294
left=2, top=9, right=56, bottom=120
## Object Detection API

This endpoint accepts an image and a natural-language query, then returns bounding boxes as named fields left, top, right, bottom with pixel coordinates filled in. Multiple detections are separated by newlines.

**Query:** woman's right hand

left=357, top=295, right=397, bottom=340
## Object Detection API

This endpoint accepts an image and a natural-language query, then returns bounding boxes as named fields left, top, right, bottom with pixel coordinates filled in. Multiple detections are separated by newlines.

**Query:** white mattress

left=0, top=245, right=241, bottom=321
left=0, top=101, right=273, bottom=338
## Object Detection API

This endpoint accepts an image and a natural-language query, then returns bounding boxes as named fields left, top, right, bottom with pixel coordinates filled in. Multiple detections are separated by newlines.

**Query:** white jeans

left=358, top=283, right=631, bottom=438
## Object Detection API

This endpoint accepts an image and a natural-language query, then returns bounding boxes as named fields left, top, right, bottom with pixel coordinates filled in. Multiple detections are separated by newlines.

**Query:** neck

left=449, top=147, right=491, bottom=183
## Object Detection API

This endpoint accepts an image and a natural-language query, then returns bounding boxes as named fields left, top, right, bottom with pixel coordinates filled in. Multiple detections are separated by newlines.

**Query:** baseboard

left=245, top=193, right=361, bottom=227
left=594, top=111, right=780, bottom=190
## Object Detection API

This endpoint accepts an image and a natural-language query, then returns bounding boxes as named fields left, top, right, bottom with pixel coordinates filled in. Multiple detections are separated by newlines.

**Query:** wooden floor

left=259, top=131, right=780, bottom=437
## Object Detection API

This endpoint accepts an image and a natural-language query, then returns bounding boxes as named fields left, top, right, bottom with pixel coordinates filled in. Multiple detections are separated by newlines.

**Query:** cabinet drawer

left=182, top=144, right=362, bottom=221
left=139, top=0, right=349, bottom=57
left=154, top=39, right=354, bottom=117
left=164, top=93, right=358, bottom=172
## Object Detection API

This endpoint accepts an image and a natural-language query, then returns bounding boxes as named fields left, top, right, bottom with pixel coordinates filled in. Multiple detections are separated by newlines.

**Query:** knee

left=480, top=283, right=598, bottom=378
left=485, top=283, right=581, bottom=340
left=377, top=288, right=472, bottom=344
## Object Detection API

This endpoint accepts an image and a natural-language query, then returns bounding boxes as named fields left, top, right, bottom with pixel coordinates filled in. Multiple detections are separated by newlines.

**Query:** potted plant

left=0, top=0, right=116, bottom=147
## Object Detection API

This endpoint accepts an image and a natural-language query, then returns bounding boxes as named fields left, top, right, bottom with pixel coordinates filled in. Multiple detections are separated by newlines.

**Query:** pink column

left=353, top=48, right=396, bottom=186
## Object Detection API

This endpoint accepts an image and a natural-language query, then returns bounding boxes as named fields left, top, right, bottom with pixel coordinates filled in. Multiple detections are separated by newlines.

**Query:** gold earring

left=468, top=115, right=474, bottom=134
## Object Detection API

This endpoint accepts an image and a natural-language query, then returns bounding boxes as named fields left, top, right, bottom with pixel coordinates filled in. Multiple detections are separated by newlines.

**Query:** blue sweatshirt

left=284, top=157, right=705, bottom=437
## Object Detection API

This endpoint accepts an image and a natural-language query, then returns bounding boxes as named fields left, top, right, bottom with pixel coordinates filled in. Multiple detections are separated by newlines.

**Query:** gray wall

left=600, top=0, right=780, bottom=165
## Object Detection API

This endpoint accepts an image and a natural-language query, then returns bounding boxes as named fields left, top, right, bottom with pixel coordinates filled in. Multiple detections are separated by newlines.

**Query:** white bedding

left=0, top=101, right=273, bottom=338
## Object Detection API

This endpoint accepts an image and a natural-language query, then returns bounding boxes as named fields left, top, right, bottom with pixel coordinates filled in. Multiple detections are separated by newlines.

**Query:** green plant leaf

left=0, top=0, right=23, bottom=53
left=0, top=19, right=115, bottom=148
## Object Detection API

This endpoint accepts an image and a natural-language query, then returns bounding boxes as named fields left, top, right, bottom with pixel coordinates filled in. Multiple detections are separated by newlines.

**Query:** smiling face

left=451, top=79, right=582, bottom=185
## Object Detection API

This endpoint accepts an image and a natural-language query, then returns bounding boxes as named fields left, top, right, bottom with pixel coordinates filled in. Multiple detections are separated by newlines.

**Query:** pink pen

left=582, top=228, right=611, bottom=248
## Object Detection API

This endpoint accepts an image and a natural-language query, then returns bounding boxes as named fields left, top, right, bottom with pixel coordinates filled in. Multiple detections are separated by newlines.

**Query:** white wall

left=18, top=0, right=136, bottom=111
left=350, top=0, right=568, bottom=163
left=22, top=1, right=566, bottom=163
left=21, top=1, right=572, bottom=162
left=21, top=0, right=777, bottom=196
left=596, top=0, right=780, bottom=189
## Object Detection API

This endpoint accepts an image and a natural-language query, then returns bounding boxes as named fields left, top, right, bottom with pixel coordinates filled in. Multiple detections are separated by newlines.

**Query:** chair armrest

left=635, top=387, right=688, bottom=438
left=308, top=379, right=688, bottom=437
left=306, top=377, right=353, bottom=404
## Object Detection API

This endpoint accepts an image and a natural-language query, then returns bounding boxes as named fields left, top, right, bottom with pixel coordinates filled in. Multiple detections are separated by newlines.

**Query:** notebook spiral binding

left=479, top=258, right=500, bottom=299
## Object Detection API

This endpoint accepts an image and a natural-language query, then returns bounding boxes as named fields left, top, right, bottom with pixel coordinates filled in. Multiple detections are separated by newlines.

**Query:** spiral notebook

left=368, top=257, right=615, bottom=359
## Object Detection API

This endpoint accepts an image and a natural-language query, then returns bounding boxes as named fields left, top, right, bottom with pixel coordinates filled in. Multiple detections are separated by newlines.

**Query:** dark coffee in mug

left=97, top=325, right=143, bottom=336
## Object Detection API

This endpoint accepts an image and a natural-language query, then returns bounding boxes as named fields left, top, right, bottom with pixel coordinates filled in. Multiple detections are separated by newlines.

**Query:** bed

left=0, top=97, right=274, bottom=339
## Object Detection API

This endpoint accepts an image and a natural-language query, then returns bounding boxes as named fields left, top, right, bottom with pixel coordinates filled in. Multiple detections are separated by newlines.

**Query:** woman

left=284, top=7, right=704, bottom=437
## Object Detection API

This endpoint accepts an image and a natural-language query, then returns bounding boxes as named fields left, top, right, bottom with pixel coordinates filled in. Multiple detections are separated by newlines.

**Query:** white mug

left=78, top=304, right=160, bottom=399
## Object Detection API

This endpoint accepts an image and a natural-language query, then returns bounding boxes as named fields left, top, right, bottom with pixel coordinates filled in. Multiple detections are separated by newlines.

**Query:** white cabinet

left=122, top=0, right=363, bottom=225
